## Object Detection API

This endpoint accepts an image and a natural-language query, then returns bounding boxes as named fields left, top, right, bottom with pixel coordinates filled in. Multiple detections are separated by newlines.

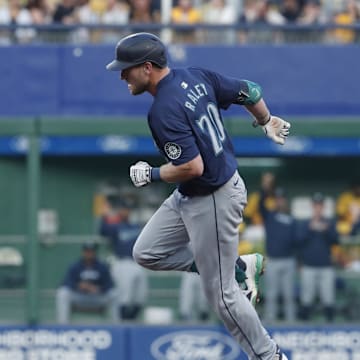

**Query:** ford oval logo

left=98, top=136, right=133, bottom=152
left=150, top=330, right=241, bottom=360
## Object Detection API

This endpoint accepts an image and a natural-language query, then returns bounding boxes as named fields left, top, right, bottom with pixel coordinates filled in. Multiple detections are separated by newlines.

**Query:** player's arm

left=157, top=154, right=203, bottom=183
left=235, top=80, right=291, bottom=145
left=129, top=155, right=203, bottom=187
left=200, top=70, right=291, bottom=144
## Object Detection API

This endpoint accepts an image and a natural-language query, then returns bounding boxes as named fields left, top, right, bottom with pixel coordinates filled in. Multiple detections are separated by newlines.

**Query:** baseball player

left=179, top=271, right=210, bottom=322
left=99, top=198, right=148, bottom=320
left=107, top=32, right=290, bottom=360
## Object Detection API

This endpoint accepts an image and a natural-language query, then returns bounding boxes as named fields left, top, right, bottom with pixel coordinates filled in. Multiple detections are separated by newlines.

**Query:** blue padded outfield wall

left=1, top=135, right=360, bottom=156
left=1, top=44, right=360, bottom=116
left=0, top=324, right=359, bottom=359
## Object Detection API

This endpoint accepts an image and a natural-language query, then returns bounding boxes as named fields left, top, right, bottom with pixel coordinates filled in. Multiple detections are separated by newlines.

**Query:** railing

left=1, top=23, right=360, bottom=45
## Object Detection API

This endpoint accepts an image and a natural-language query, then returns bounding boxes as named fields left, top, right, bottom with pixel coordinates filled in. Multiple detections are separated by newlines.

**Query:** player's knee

left=132, top=245, right=144, bottom=265
left=132, top=245, right=153, bottom=268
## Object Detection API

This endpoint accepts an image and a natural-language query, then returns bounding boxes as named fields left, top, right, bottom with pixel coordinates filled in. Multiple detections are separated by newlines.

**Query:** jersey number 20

left=197, top=103, right=226, bottom=155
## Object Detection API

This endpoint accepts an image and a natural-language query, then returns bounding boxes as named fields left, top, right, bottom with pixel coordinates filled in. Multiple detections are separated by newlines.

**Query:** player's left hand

left=130, top=161, right=152, bottom=187
left=262, top=116, right=291, bottom=145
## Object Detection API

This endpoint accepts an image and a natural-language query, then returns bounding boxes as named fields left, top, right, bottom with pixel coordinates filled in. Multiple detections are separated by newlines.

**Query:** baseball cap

left=312, top=192, right=325, bottom=203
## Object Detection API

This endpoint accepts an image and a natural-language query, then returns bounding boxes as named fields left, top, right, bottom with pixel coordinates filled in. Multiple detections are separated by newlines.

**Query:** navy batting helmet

left=106, top=32, right=168, bottom=71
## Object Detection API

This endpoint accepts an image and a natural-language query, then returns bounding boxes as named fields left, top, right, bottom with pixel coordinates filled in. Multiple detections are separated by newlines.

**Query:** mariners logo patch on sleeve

left=164, top=142, right=182, bottom=160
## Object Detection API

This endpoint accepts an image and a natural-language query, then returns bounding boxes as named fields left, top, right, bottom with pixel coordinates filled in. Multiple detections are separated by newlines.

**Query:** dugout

left=0, top=115, right=359, bottom=325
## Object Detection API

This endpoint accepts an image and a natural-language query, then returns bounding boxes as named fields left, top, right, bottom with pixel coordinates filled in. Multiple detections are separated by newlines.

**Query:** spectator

left=0, top=0, right=36, bottom=43
left=102, top=0, right=129, bottom=23
left=297, top=0, right=324, bottom=25
left=171, top=0, right=202, bottom=43
left=240, top=0, right=285, bottom=25
left=76, top=0, right=99, bottom=24
left=201, top=0, right=237, bottom=44
left=256, top=0, right=286, bottom=25
left=321, top=0, right=343, bottom=21
left=260, top=186, right=298, bottom=323
left=73, top=0, right=100, bottom=42
left=279, top=0, right=306, bottom=42
left=179, top=272, right=210, bottom=322
left=129, top=0, right=158, bottom=31
left=280, top=0, right=303, bottom=23
left=89, top=0, right=107, bottom=15
left=244, top=171, right=277, bottom=225
left=99, top=197, right=148, bottom=320
left=26, top=0, right=52, bottom=25
left=201, top=0, right=237, bottom=25
left=297, top=192, right=339, bottom=322
left=331, top=0, right=360, bottom=44
left=52, top=0, right=77, bottom=24
left=296, top=0, right=325, bottom=42
left=150, top=0, right=161, bottom=23
left=0, top=0, right=11, bottom=44
left=56, top=242, right=117, bottom=324
left=238, top=0, right=285, bottom=44
left=336, top=178, right=360, bottom=235
left=101, top=0, right=129, bottom=43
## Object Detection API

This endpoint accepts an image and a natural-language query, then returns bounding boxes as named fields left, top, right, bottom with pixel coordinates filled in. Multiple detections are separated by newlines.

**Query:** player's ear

left=143, top=62, right=152, bottom=74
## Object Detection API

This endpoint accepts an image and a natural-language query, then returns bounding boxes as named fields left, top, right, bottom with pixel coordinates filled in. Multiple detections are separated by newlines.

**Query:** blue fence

left=1, top=44, right=360, bottom=116
left=1, top=135, right=360, bottom=156
left=0, top=324, right=359, bottom=359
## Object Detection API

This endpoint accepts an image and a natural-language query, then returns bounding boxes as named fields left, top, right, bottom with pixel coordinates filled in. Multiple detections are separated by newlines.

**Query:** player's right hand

left=262, top=116, right=291, bottom=145
left=130, top=161, right=152, bottom=187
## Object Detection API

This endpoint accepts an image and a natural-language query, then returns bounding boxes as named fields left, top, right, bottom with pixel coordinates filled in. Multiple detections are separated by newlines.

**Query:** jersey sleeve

left=149, top=102, right=200, bottom=166
left=199, top=68, right=259, bottom=110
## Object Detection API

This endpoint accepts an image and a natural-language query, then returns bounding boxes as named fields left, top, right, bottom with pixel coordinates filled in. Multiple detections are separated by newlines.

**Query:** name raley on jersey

left=183, top=82, right=208, bottom=112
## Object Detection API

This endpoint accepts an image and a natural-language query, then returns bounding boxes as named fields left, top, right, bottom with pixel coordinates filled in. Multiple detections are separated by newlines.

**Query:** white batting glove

left=130, top=161, right=152, bottom=187
left=261, top=116, right=291, bottom=145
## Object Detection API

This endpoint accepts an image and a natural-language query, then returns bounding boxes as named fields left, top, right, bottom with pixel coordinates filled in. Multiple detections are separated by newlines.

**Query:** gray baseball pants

left=179, top=272, right=209, bottom=320
left=133, top=171, right=276, bottom=360
left=56, top=287, right=118, bottom=324
left=300, top=265, right=335, bottom=306
left=110, top=257, right=148, bottom=308
left=264, top=257, right=296, bottom=323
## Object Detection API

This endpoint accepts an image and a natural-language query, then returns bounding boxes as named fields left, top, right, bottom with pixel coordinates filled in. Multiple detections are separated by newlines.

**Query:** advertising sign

left=0, top=325, right=359, bottom=359
left=128, top=326, right=244, bottom=360
left=0, top=326, right=126, bottom=360
left=272, top=328, right=360, bottom=360
left=1, top=136, right=359, bottom=157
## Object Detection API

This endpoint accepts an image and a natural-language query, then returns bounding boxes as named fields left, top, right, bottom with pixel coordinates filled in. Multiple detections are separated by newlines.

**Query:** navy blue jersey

left=259, top=192, right=298, bottom=258
left=297, top=218, right=338, bottom=267
left=63, top=259, right=113, bottom=293
left=148, top=67, right=244, bottom=196
left=100, top=219, right=142, bottom=258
